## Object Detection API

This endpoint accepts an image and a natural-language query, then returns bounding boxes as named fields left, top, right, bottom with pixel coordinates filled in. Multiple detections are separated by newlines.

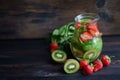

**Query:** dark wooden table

left=0, top=0, right=120, bottom=79
left=0, top=35, right=120, bottom=80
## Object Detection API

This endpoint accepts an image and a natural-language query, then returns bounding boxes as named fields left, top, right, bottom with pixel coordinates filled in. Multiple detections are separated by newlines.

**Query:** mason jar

left=70, top=13, right=103, bottom=62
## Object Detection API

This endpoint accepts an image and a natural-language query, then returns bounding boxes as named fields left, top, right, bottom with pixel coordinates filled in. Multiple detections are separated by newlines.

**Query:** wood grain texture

left=0, top=0, right=120, bottom=39
left=0, top=36, right=120, bottom=80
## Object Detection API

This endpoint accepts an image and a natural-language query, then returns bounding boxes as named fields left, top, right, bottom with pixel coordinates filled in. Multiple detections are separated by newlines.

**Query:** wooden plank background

left=0, top=0, right=120, bottom=39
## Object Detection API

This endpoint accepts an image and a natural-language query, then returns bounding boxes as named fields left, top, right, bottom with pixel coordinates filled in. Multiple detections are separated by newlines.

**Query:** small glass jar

left=70, top=13, right=103, bottom=62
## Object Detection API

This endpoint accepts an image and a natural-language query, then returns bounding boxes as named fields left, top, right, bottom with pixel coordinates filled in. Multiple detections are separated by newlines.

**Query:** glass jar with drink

left=70, top=13, right=103, bottom=62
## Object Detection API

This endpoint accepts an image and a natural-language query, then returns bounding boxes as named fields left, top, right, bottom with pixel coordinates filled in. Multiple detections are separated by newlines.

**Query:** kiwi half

left=51, top=50, right=67, bottom=63
left=83, top=49, right=97, bottom=62
left=64, top=59, right=80, bottom=74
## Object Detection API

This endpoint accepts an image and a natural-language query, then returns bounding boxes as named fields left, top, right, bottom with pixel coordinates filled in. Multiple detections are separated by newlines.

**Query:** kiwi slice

left=64, top=59, right=80, bottom=74
left=83, top=49, right=97, bottom=62
left=70, top=45, right=84, bottom=61
left=51, top=50, right=67, bottom=63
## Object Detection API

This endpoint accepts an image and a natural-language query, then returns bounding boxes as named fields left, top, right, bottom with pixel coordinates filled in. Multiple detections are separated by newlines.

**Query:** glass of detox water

left=70, top=13, right=103, bottom=62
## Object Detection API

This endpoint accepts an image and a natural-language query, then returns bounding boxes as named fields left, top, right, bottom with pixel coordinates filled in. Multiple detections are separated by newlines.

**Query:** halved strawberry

left=88, top=29, right=101, bottom=37
left=88, top=29, right=96, bottom=36
left=85, top=22, right=91, bottom=27
left=80, top=31, right=92, bottom=42
left=75, top=22, right=82, bottom=30
left=87, top=25, right=99, bottom=32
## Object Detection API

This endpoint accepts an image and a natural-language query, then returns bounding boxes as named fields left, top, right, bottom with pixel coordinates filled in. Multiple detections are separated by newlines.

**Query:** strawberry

left=80, top=31, right=92, bottom=42
left=82, top=65, right=93, bottom=75
left=87, top=25, right=98, bottom=32
left=75, top=22, right=82, bottom=30
left=93, top=59, right=103, bottom=72
left=88, top=29, right=101, bottom=37
left=85, top=22, right=91, bottom=27
left=80, top=60, right=89, bottom=70
left=88, top=29, right=96, bottom=36
left=50, top=42, right=58, bottom=52
left=101, top=55, right=111, bottom=66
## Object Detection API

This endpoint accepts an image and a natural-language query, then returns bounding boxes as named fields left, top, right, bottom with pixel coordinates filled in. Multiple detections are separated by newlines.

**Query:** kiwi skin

left=64, top=59, right=80, bottom=74
left=51, top=50, right=67, bottom=63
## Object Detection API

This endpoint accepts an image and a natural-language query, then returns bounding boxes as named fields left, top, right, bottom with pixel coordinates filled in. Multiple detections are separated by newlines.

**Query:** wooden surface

left=0, top=0, right=120, bottom=39
left=0, top=0, right=120, bottom=80
left=0, top=36, right=120, bottom=80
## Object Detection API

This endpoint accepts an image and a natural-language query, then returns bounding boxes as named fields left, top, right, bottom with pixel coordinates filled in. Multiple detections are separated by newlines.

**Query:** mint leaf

left=52, top=29, right=59, bottom=36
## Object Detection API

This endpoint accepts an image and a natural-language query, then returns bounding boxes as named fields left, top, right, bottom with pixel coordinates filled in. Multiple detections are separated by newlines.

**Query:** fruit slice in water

left=83, top=49, right=97, bottom=62
left=51, top=50, right=67, bottom=63
left=70, top=45, right=84, bottom=61
left=80, top=31, right=92, bottom=42
left=64, top=59, right=80, bottom=74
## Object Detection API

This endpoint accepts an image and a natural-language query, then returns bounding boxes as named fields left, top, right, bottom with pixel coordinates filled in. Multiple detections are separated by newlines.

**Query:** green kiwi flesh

left=51, top=50, right=67, bottom=63
left=64, top=59, right=80, bottom=74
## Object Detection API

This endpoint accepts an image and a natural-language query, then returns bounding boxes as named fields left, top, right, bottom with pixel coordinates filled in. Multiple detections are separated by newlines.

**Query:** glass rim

left=75, top=13, right=99, bottom=22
